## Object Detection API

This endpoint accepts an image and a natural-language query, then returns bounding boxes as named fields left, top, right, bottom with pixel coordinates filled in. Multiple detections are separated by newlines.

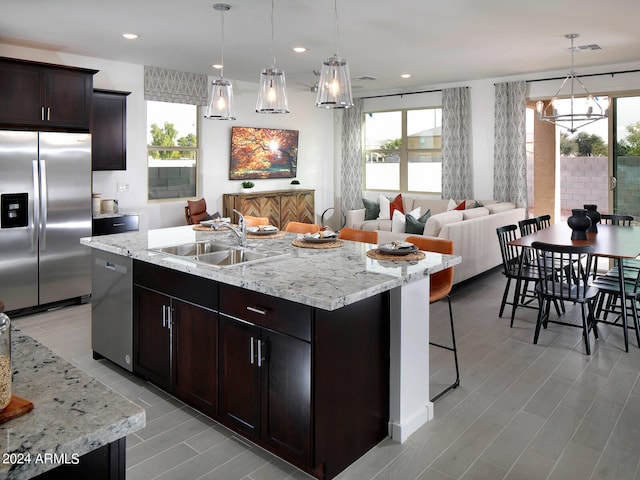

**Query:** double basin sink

left=151, top=241, right=287, bottom=268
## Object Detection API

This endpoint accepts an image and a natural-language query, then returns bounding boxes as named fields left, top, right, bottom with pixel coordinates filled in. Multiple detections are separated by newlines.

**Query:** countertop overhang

left=0, top=330, right=145, bottom=480
left=81, top=226, right=461, bottom=311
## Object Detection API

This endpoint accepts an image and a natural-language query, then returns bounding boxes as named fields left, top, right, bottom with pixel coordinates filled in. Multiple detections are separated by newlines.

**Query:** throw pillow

left=453, top=200, right=466, bottom=211
left=378, top=195, right=391, bottom=220
left=391, top=207, right=421, bottom=233
left=362, top=198, right=380, bottom=220
left=405, top=209, right=431, bottom=234
left=390, top=194, right=404, bottom=217
left=447, top=198, right=457, bottom=211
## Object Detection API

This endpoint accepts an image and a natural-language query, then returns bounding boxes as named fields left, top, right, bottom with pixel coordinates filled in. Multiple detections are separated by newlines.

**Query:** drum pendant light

left=256, top=0, right=289, bottom=114
left=204, top=3, right=236, bottom=120
left=315, top=0, right=353, bottom=109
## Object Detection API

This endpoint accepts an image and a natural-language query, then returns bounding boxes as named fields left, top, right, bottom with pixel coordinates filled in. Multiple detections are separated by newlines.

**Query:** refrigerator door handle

left=39, top=160, right=47, bottom=251
left=32, top=160, right=40, bottom=252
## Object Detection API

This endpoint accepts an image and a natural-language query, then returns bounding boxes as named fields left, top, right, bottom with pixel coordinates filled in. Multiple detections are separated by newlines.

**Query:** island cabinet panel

left=223, top=189, right=315, bottom=229
left=133, top=261, right=219, bottom=417
left=0, top=57, right=96, bottom=130
left=218, top=284, right=312, bottom=468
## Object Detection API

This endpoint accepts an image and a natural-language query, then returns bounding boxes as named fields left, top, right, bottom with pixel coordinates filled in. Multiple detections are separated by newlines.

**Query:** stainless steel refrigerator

left=0, top=130, right=92, bottom=313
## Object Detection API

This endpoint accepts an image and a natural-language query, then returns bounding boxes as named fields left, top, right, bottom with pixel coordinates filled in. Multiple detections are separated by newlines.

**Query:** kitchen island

left=0, top=330, right=145, bottom=480
left=81, top=225, right=461, bottom=479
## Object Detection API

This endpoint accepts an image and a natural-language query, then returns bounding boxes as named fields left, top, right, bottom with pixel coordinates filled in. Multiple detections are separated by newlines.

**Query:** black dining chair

left=496, top=225, right=546, bottom=326
left=531, top=242, right=600, bottom=355
left=535, top=214, right=552, bottom=229
left=518, top=218, right=539, bottom=237
left=601, top=214, right=634, bottom=226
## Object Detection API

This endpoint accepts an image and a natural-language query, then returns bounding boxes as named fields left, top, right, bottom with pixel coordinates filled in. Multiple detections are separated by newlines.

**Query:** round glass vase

left=0, top=312, right=11, bottom=410
left=568, top=208, right=591, bottom=241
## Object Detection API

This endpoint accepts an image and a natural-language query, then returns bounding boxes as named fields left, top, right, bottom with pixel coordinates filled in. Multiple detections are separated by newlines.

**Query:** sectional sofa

left=346, top=196, right=527, bottom=284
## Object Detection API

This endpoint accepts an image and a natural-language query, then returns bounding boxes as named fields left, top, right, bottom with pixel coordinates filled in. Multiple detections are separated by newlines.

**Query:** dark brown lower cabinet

left=133, top=261, right=388, bottom=479
left=219, top=314, right=312, bottom=466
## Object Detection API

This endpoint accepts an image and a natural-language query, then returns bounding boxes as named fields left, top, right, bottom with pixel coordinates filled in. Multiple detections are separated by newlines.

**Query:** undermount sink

left=151, top=241, right=287, bottom=268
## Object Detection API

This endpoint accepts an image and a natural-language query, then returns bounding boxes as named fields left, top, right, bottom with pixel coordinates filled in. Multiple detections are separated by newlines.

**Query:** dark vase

left=568, top=208, right=591, bottom=240
left=583, top=204, right=600, bottom=233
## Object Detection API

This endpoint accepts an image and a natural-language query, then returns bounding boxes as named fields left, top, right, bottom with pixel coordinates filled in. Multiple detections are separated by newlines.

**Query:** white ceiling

left=2, top=0, right=640, bottom=96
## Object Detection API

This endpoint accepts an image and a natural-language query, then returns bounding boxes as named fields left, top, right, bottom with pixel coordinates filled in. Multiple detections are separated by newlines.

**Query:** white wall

left=0, top=44, right=335, bottom=231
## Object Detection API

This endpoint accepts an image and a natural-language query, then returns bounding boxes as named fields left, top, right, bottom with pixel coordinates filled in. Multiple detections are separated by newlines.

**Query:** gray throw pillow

left=362, top=198, right=380, bottom=220
left=405, top=209, right=431, bottom=234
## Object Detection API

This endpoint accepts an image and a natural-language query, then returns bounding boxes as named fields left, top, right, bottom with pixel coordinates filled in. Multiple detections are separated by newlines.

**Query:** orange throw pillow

left=390, top=194, right=404, bottom=217
left=453, top=200, right=466, bottom=211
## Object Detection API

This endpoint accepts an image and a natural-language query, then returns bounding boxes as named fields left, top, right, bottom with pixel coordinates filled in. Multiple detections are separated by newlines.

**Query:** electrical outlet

left=117, top=182, right=130, bottom=192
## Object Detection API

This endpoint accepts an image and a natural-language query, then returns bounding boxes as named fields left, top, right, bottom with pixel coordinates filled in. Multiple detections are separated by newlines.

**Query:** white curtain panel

left=144, top=65, right=209, bottom=106
left=494, top=81, right=528, bottom=208
left=442, top=87, right=471, bottom=200
left=341, top=98, right=364, bottom=211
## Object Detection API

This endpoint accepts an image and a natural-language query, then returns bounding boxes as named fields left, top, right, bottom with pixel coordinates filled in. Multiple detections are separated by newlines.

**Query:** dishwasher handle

left=94, top=258, right=128, bottom=275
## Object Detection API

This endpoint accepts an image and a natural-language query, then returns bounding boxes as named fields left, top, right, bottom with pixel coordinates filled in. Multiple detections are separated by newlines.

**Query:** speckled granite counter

left=80, top=225, right=461, bottom=311
left=0, top=330, right=145, bottom=479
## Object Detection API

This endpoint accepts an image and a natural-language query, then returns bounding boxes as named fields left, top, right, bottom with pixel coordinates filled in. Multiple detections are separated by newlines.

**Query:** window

left=363, top=107, right=442, bottom=193
left=147, top=101, right=199, bottom=200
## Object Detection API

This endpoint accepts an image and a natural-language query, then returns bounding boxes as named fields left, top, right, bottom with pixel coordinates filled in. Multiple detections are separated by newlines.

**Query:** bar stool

left=406, top=235, right=460, bottom=401
left=337, top=228, right=378, bottom=244
left=284, top=221, right=320, bottom=234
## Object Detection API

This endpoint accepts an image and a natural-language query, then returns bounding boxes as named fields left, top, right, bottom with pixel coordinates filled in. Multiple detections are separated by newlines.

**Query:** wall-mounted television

left=229, top=126, right=299, bottom=180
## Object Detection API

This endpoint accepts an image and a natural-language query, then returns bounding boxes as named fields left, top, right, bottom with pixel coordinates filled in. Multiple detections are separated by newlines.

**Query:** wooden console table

left=223, top=189, right=315, bottom=229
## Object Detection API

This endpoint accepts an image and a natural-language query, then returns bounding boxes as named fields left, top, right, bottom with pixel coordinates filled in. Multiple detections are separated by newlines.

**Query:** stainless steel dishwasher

left=91, top=250, right=133, bottom=371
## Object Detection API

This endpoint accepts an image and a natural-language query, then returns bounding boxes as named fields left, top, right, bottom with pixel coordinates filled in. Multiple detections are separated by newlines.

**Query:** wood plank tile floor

left=12, top=266, right=640, bottom=480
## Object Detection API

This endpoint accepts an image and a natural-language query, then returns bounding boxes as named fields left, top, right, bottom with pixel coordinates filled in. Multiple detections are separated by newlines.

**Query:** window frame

left=362, top=106, right=442, bottom=194
left=146, top=101, right=200, bottom=202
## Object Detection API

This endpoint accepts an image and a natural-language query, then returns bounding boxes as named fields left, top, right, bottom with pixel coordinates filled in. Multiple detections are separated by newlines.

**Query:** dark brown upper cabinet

left=91, top=89, right=130, bottom=171
left=0, top=56, right=97, bottom=131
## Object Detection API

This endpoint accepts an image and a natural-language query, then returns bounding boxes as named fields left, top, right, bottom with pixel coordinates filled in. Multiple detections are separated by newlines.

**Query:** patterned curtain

left=441, top=87, right=471, bottom=199
left=144, top=66, right=209, bottom=106
left=341, top=98, right=363, bottom=211
left=494, top=81, right=528, bottom=208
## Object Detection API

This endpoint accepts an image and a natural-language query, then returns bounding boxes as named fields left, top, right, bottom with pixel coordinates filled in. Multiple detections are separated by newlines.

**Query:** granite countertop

left=81, top=225, right=461, bottom=311
left=92, top=211, right=139, bottom=220
left=0, top=330, right=145, bottom=480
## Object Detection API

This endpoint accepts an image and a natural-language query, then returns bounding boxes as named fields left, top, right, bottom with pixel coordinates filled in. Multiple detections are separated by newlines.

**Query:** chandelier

left=536, top=33, right=608, bottom=134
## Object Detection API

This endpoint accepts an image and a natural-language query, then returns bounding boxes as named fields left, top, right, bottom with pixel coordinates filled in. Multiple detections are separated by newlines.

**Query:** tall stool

left=406, top=235, right=460, bottom=401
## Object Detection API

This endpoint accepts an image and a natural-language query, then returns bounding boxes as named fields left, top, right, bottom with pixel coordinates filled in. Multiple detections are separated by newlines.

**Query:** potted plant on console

left=290, top=179, right=300, bottom=189
left=241, top=181, right=255, bottom=190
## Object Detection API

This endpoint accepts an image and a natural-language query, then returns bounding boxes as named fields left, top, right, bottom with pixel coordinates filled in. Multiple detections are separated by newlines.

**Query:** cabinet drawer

left=93, top=215, right=139, bottom=235
left=219, top=284, right=311, bottom=342
left=134, top=261, right=218, bottom=311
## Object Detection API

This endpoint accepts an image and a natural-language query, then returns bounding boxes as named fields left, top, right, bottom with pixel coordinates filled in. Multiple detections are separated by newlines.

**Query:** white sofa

left=346, top=197, right=526, bottom=284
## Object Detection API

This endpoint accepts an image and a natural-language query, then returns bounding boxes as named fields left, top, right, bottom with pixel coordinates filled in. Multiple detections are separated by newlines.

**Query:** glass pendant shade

left=204, top=78, right=236, bottom=120
left=315, top=55, right=353, bottom=109
left=256, top=68, right=289, bottom=113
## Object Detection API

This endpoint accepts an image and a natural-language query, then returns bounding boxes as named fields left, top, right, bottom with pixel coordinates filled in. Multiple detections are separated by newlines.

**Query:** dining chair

left=535, top=214, right=552, bottom=229
left=531, top=241, right=599, bottom=355
left=244, top=216, right=270, bottom=227
left=601, top=214, right=634, bottom=226
left=284, top=221, right=320, bottom=234
left=496, top=225, right=547, bottom=326
left=518, top=218, right=539, bottom=237
left=590, top=267, right=640, bottom=351
left=406, top=235, right=459, bottom=402
left=337, top=228, right=378, bottom=244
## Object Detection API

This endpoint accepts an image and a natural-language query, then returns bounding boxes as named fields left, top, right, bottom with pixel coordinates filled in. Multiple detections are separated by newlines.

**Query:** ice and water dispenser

left=0, top=193, right=28, bottom=228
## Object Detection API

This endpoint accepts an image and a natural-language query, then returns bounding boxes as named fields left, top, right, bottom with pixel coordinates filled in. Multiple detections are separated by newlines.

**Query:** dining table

left=509, top=222, right=640, bottom=352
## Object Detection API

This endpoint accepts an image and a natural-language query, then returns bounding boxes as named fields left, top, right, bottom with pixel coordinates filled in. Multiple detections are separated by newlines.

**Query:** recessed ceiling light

left=293, top=47, right=307, bottom=53
left=212, top=64, right=223, bottom=70
left=401, top=74, right=411, bottom=79
left=122, top=33, right=139, bottom=40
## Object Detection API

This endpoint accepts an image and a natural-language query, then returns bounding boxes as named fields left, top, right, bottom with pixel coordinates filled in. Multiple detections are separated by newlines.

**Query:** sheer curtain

left=494, top=81, right=528, bottom=208
left=341, top=98, right=363, bottom=211
left=441, top=87, right=471, bottom=199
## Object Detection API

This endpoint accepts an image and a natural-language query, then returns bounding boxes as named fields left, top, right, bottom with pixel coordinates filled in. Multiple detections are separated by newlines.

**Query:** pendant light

left=315, top=0, right=353, bottom=109
left=535, top=33, right=608, bottom=133
left=204, top=3, right=236, bottom=120
left=256, top=0, right=289, bottom=113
